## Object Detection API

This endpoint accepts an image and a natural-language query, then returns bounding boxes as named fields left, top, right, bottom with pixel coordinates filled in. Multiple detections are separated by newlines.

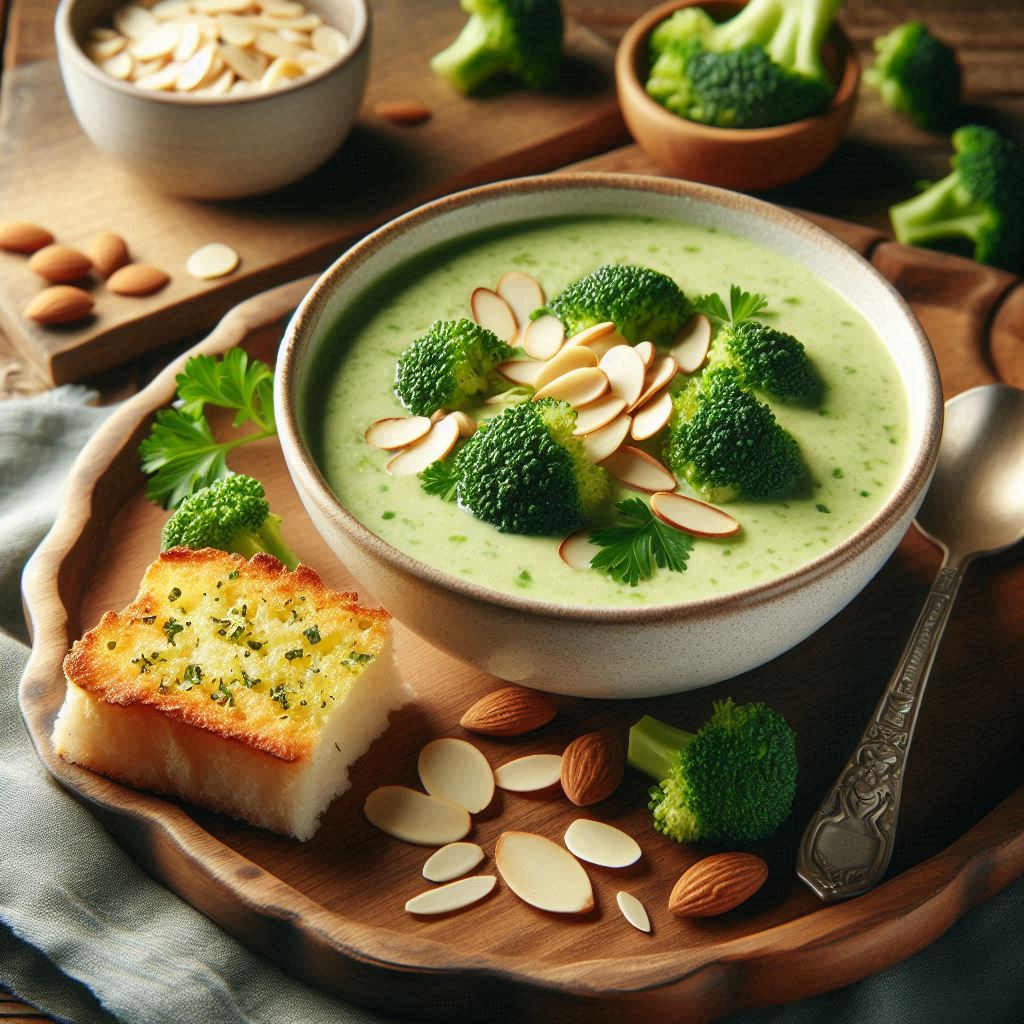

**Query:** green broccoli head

left=864, top=21, right=960, bottom=130
left=430, top=0, right=563, bottom=94
left=627, top=700, right=797, bottom=846
left=540, top=264, right=690, bottom=345
left=160, top=474, right=299, bottom=570
left=394, top=319, right=511, bottom=417
left=453, top=397, right=610, bottom=534
left=710, top=319, right=820, bottom=401
left=649, top=6, right=715, bottom=53
left=889, top=125, right=1024, bottom=273
left=666, top=367, right=804, bottom=502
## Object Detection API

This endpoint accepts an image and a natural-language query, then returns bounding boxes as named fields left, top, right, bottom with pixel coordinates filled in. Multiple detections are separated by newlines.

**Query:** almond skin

left=87, top=231, right=130, bottom=279
left=374, top=100, right=431, bottom=125
left=460, top=687, right=556, bottom=737
left=668, top=852, right=768, bottom=918
left=108, top=263, right=170, bottom=297
left=27, top=243, right=93, bottom=283
left=23, top=285, right=94, bottom=325
left=0, top=221, right=54, bottom=254
left=560, top=730, right=625, bottom=806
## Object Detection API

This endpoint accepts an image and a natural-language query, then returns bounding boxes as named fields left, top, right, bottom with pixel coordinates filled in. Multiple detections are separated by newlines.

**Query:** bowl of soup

left=276, top=174, right=941, bottom=698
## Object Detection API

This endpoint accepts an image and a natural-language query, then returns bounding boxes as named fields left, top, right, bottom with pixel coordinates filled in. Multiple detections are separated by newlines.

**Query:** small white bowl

left=55, top=0, right=370, bottom=199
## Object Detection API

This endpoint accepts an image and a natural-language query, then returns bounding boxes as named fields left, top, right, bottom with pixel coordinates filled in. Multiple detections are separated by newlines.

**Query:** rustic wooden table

left=1, top=1, right=1021, bottom=1021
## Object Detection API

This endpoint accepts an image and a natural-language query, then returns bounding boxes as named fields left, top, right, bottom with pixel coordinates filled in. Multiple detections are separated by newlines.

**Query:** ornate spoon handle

left=796, top=564, right=964, bottom=902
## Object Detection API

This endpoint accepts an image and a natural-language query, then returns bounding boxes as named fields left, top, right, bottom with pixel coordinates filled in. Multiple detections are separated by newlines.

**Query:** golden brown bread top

left=63, top=548, right=390, bottom=763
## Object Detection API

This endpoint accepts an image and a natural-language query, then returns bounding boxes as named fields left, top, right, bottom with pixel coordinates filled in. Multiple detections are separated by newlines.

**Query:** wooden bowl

left=615, top=0, right=861, bottom=191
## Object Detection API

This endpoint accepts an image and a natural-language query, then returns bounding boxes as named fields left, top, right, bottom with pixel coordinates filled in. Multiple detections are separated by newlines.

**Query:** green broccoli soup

left=307, top=215, right=909, bottom=608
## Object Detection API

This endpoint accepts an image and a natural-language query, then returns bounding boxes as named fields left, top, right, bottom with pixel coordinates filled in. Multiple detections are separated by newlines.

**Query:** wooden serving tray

left=19, top=214, right=1024, bottom=1020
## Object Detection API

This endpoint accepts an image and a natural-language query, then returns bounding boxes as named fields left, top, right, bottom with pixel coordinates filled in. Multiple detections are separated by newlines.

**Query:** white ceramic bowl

left=55, top=0, right=370, bottom=199
left=276, top=174, right=942, bottom=698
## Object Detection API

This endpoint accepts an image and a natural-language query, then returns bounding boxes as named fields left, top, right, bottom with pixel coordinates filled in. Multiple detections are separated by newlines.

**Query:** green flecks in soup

left=307, top=216, right=908, bottom=608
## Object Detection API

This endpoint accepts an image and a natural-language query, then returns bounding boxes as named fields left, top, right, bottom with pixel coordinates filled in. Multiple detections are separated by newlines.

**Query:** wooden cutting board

left=19, top=204, right=1024, bottom=1021
left=0, top=0, right=625, bottom=385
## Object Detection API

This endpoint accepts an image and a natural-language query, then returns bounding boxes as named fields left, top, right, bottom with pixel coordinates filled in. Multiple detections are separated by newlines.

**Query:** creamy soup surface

left=307, top=215, right=909, bottom=608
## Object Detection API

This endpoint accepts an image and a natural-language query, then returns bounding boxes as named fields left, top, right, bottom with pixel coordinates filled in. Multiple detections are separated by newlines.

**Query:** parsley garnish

left=163, top=618, right=184, bottom=645
left=303, top=625, right=322, bottom=646
left=692, top=284, right=769, bottom=326
left=168, top=587, right=182, bottom=603
left=588, top=498, right=694, bottom=587
left=179, top=664, right=203, bottom=691
left=212, top=681, right=235, bottom=707
left=270, top=684, right=290, bottom=710
left=420, top=459, right=459, bottom=502
left=284, top=648, right=304, bottom=661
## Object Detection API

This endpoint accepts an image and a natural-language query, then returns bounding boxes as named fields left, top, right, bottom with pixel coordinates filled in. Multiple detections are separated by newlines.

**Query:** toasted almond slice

left=101, top=50, right=134, bottom=80
left=449, top=410, right=476, bottom=437
left=220, top=42, right=265, bottom=80
left=521, top=315, right=564, bottom=361
left=255, top=29, right=300, bottom=60
left=601, top=446, right=677, bottom=494
left=228, top=78, right=254, bottom=95
left=565, top=322, right=615, bottom=348
left=386, top=414, right=460, bottom=476
left=172, top=21, right=200, bottom=62
left=423, top=842, right=485, bottom=883
left=86, top=35, right=127, bottom=61
left=630, top=390, right=674, bottom=441
left=533, top=366, right=608, bottom=408
left=572, top=394, right=626, bottom=436
left=650, top=491, right=741, bottom=538
left=672, top=314, right=713, bottom=374
left=258, top=55, right=303, bottom=90
left=176, top=43, right=216, bottom=89
left=130, top=23, right=180, bottom=60
left=218, top=12, right=256, bottom=46
left=564, top=819, right=641, bottom=868
left=599, top=345, right=646, bottom=408
left=311, top=23, right=347, bottom=58
left=496, top=832, right=594, bottom=914
left=134, top=62, right=180, bottom=90
left=631, top=356, right=678, bottom=412
left=430, top=409, right=446, bottom=424
left=558, top=530, right=595, bottom=570
left=616, top=891, right=651, bottom=933
left=186, top=242, right=239, bottom=279
left=634, top=341, right=655, bottom=369
left=364, top=416, right=431, bottom=450
left=405, top=875, right=496, bottom=916
left=568, top=323, right=628, bottom=360
left=496, top=270, right=544, bottom=330
left=584, top=414, right=630, bottom=463
left=495, top=360, right=542, bottom=387
left=197, top=67, right=235, bottom=96
left=418, top=738, right=495, bottom=814
left=534, top=343, right=597, bottom=391
left=494, top=753, right=562, bottom=793
left=470, top=287, right=517, bottom=343
left=114, top=4, right=158, bottom=39
left=261, top=0, right=306, bottom=16
left=364, top=786, right=470, bottom=846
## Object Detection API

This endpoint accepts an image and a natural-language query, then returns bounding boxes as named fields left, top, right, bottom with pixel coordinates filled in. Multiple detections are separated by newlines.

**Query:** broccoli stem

left=430, top=16, right=505, bottom=95
left=890, top=171, right=990, bottom=247
left=229, top=515, right=300, bottom=571
left=627, top=715, right=696, bottom=783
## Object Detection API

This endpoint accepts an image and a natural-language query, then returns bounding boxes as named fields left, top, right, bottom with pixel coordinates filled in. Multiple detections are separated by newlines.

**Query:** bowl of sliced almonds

left=55, top=0, right=369, bottom=199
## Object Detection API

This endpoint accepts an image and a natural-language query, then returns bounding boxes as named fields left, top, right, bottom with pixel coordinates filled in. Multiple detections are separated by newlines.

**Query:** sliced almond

left=364, top=416, right=431, bottom=450
left=258, top=55, right=303, bottom=91
left=27, top=244, right=92, bottom=283
left=107, top=263, right=170, bottom=296
left=430, top=409, right=447, bottom=424
left=496, top=271, right=544, bottom=332
left=87, top=231, right=129, bottom=279
left=135, top=63, right=180, bottom=90
left=23, top=286, right=94, bottom=326
left=0, top=222, right=54, bottom=254
left=470, top=287, right=517, bottom=343
left=311, top=23, right=347, bottom=58
left=218, top=12, right=256, bottom=46
left=297, top=50, right=331, bottom=74
left=584, top=414, right=630, bottom=463
left=495, top=360, right=542, bottom=387
left=197, top=67, right=235, bottom=96
left=567, top=323, right=628, bottom=360
left=564, top=819, right=641, bottom=868
left=176, top=43, right=216, bottom=90
left=114, top=5, right=158, bottom=39
left=599, top=345, right=646, bottom=408
left=87, top=36, right=128, bottom=61
left=261, top=0, right=306, bottom=17
left=186, top=242, right=239, bottom=280
left=533, top=366, right=608, bottom=408
left=194, top=0, right=250, bottom=12
left=558, top=530, right=594, bottom=571
left=385, top=414, right=459, bottom=475
left=572, top=394, right=626, bottom=436
left=374, top=100, right=431, bottom=125
left=534, top=343, right=597, bottom=391
left=671, top=314, right=713, bottom=374
left=130, top=23, right=180, bottom=60
left=405, top=875, right=496, bottom=916
left=364, top=786, right=470, bottom=846
left=152, top=0, right=192, bottom=18
left=630, top=390, right=674, bottom=441
left=171, top=21, right=200, bottom=62
left=496, top=832, right=594, bottom=914
left=521, top=315, right=564, bottom=361
left=631, top=356, right=678, bottom=412
left=279, top=13, right=323, bottom=32
left=449, top=410, right=476, bottom=437
left=220, top=42, right=265, bottom=80
left=423, top=842, right=485, bottom=883
left=255, top=29, right=300, bottom=60
left=650, top=491, right=741, bottom=538
left=616, top=891, right=651, bottom=933
left=601, top=447, right=677, bottom=494
left=418, top=738, right=494, bottom=814
left=634, top=341, right=655, bottom=369
left=494, top=754, right=562, bottom=793
left=101, top=50, right=134, bottom=79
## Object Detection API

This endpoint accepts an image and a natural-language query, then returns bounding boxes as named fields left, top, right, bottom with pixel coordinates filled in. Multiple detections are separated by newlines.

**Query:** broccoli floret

left=627, top=700, right=797, bottom=845
left=430, top=0, right=563, bottom=94
left=454, top=397, right=610, bottom=534
left=709, top=319, right=820, bottom=401
left=864, top=21, right=960, bottom=130
left=394, top=319, right=511, bottom=417
left=161, top=475, right=299, bottom=570
left=889, top=125, right=1024, bottom=273
left=666, top=367, right=804, bottom=502
left=540, top=264, right=690, bottom=345
left=645, top=0, right=840, bottom=129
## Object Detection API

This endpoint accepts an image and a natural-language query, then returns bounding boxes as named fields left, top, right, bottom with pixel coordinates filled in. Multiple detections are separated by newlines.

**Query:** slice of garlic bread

left=53, top=548, right=406, bottom=840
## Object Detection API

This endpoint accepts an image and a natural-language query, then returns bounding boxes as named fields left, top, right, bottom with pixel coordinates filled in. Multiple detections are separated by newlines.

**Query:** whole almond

left=0, top=221, right=54, bottom=254
left=23, top=285, right=94, bottom=326
left=668, top=852, right=768, bottom=918
left=108, top=263, right=170, bottom=296
left=460, top=687, right=556, bottom=737
left=374, top=100, right=431, bottom=125
left=27, top=243, right=93, bottom=283
left=560, top=730, right=625, bottom=806
left=87, top=231, right=129, bottom=279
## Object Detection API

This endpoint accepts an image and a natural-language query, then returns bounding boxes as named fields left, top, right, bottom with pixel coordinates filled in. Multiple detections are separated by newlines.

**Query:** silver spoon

left=796, top=383, right=1024, bottom=902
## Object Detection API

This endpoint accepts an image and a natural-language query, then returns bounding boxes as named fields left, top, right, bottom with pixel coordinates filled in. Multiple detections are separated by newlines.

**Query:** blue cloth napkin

left=1, top=388, right=1021, bottom=1023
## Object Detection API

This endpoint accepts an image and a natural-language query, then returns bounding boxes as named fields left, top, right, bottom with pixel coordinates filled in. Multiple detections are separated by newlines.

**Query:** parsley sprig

left=693, top=284, right=769, bottom=326
left=588, top=498, right=694, bottom=587
left=420, top=459, right=459, bottom=502
left=139, top=350, right=276, bottom=509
